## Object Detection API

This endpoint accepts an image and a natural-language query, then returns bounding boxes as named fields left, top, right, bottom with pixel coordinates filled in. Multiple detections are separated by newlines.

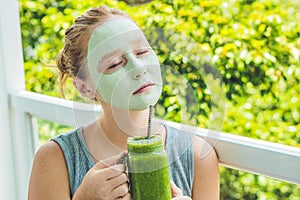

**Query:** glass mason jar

left=126, top=134, right=172, bottom=200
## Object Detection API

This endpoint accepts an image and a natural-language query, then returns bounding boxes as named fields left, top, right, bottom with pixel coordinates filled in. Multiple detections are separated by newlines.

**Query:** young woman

left=28, top=5, right=219, bottom=200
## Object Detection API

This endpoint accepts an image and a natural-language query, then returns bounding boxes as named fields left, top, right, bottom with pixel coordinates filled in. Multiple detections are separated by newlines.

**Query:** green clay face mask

left=87, top=18, right=162, bottom=110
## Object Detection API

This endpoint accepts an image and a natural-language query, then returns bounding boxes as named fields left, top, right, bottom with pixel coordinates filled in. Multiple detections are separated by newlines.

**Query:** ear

left=73, top=77, right=96, bottom=99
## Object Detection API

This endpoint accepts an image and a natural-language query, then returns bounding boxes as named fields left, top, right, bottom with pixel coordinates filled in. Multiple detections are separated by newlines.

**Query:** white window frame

left=1, top=0, right=299, bottom=199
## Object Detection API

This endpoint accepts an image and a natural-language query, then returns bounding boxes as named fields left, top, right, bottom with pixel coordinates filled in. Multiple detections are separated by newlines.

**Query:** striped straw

left=146, top=105, right=153, bottom=139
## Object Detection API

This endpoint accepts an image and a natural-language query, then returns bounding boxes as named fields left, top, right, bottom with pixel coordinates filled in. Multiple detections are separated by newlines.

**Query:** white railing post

left=0, top=37, right=17, bottom=200
left=0, top=0, right=35, bottom=199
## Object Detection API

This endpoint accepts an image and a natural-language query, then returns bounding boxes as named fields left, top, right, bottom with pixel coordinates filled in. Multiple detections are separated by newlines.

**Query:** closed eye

left=136, top=50, right=149, bottom=57
left=103, top=58, right=126, bottom=74
left=108, top=60, right=123, bottom=69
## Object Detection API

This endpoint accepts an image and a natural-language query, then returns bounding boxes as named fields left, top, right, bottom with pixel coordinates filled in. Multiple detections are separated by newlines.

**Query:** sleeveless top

left=51, top=124, right=194, bottom=198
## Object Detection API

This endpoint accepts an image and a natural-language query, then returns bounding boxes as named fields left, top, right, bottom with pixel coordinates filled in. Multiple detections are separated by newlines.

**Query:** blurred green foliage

left=19, top=0, right=300, bottom=199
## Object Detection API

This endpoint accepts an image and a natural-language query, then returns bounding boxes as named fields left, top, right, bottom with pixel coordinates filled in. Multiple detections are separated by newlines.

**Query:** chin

left=131, top=91, right=161, bottom=110
left=110, top=87, right=162, bottom=110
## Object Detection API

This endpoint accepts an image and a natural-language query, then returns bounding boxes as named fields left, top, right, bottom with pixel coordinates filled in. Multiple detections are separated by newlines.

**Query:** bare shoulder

left=192, top=136, right=220, bottom=200
left=28, top=141, right=70, bottom=200
left=31, top=141, right=67, bottom=176
left=34, top=140, right=64, bottom=162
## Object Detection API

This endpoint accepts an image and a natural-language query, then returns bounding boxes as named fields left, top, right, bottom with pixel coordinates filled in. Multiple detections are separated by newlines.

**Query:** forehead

left=88, top=17, right=145, bottom=54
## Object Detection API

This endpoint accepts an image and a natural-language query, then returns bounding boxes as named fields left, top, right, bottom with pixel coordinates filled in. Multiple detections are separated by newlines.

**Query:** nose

left=133, top=67, right=147, bottom=79
left=126, top=53, right=147, bottom=79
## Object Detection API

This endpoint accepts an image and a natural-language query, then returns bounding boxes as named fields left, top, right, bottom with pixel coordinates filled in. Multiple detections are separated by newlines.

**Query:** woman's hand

left=171, top=180, right=192, bottom=200
left=73, top=151, right=130, bottom=200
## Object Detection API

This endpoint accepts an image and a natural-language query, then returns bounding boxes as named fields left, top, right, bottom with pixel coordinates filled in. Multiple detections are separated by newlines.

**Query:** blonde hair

left=56, top=5, right=132, bottom=97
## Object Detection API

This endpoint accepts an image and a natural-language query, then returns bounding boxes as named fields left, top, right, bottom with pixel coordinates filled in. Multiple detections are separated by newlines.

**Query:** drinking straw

left=146, top=105, right=152, bottom=139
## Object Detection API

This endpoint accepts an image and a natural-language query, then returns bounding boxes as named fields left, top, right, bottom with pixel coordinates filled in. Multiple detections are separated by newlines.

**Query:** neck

left=98, top=105, right=150, bottom=149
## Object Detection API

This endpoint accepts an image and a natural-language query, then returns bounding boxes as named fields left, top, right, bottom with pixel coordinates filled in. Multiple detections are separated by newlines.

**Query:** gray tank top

left=51, top=124, right=194, bottom=197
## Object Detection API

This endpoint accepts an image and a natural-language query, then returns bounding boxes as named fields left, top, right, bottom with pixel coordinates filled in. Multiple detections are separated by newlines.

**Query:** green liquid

left=127, top=135, right=171, bottom=200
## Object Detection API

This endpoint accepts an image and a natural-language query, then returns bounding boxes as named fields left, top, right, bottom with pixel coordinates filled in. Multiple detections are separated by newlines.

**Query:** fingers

left=111, top=182, right=129, bottom=198
left=109, top=172, right=128, bottom=189
left=116, top=192, right=131, bottom=200
left=88, top=152, right=130, bottom=199
left=170, top=180, right=183, bottom=197
left=101, top=164, right=125, bottom=180
left=122, top=192, right=131, bottom=200
left=96, top=151, right=127, bottom=169
left=110, top=172, right=129, bottom=199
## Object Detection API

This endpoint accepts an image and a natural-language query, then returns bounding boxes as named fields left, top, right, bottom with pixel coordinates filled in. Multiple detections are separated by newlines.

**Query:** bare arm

left=28, top=141, right=71, bottom=200
left=28, top=141, right=130, bottom=200
left=192, top=137, right=220, bottom=200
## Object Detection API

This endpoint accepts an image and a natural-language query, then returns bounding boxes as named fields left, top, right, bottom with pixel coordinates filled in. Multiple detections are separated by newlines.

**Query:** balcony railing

left=11, top=91, right=300, bottom=186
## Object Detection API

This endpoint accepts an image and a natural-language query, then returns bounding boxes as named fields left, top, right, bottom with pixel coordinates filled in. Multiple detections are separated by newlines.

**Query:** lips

left=133, top=83, right=155, bottom=95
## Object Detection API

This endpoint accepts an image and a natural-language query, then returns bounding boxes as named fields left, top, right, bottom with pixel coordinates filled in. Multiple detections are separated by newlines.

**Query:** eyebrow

left=131, top=38, right=150, bottom=49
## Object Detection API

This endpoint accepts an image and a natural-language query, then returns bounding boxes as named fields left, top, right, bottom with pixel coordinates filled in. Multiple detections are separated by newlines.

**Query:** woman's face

left=87, top=17, right=162, bottom=110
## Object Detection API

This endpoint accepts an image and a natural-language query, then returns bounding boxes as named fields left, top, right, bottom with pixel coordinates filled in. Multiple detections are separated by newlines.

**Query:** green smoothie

left=127, top=135, right=171, bottom=200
